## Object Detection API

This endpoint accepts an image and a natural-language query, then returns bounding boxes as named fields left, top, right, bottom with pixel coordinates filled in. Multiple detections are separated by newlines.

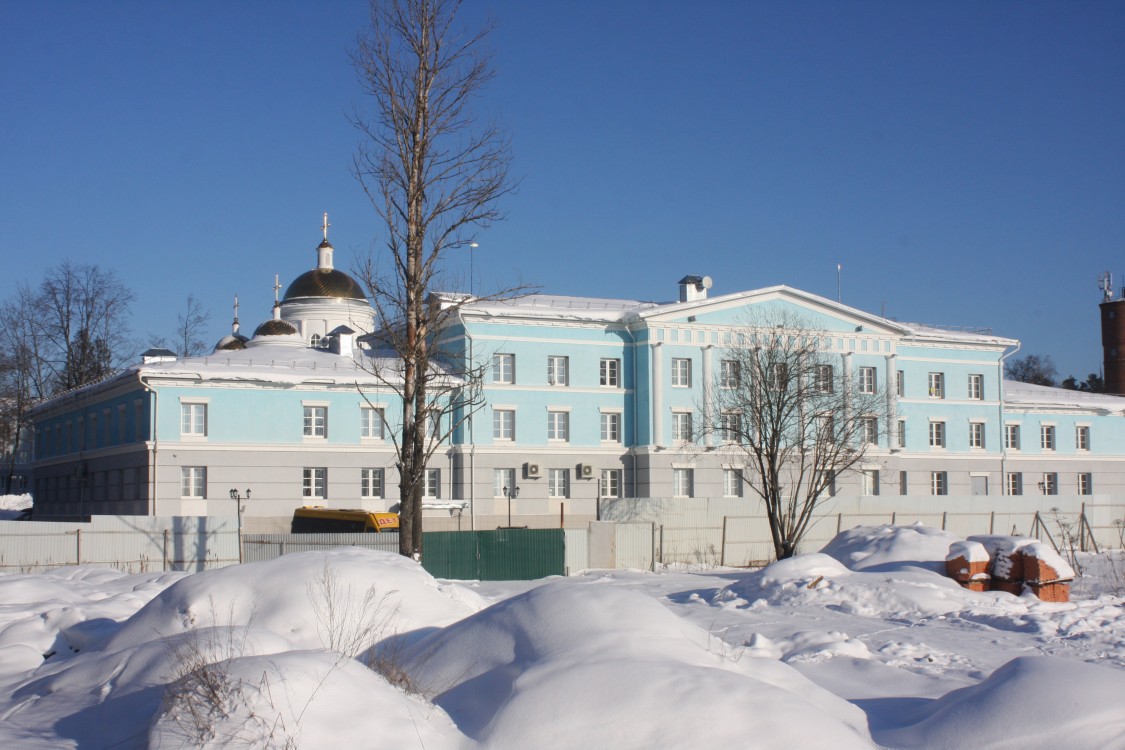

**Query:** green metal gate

left=422, top=528, right=566, bottom=580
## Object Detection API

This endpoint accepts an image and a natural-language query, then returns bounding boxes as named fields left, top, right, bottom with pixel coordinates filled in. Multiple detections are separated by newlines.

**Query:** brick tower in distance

left=1099, top=272, right=1125, bottom=395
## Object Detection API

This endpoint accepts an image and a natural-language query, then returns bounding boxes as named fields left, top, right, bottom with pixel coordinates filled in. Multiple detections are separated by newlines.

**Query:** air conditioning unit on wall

left=524, top=462, right=541, bottom=479
left=578, top=463, right=594, bottom=479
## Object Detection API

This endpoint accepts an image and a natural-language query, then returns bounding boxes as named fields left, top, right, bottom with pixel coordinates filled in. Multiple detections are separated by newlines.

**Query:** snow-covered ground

left=0, top=525, right=1122, bottom=749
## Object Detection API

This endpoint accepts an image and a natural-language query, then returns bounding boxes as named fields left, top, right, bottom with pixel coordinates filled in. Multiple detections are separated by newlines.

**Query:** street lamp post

left=503, top=484, right=519, bottom=528
left=229, top=488, right=250, bottom=563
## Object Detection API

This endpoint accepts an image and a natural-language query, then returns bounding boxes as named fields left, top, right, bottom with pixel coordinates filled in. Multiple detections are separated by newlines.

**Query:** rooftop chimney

left=678, top=275, right=713, bottom=303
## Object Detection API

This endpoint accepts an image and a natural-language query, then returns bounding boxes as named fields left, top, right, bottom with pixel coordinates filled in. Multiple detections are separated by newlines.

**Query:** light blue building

left=28, top=232, right=1125, bottom=531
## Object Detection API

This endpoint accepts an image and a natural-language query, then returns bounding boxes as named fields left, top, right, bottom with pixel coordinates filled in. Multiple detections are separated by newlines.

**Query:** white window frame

left=423, top=468, right=440, bottom=499
left=671, top=358, right=692, bottom=388
left=361, top=406, right=385, bottom=439
left=494, top=468, right=516, bottom=499
left=547, top=356, right=569, bottom=386
left=548, top=468, right=570, bottom=498
left=928, top=372, right=945, bottom=399
left=303, top=468, right=326, bottom=499
left=180, top=402, right=207, bottom=437
left=303, top=405, right=327, bottom=438
left=600, top=469, right=621, bottom=498
left=969, top=421, right=985, bottom=449
left=930, top=471, right=947, bottom=496
left=815, top=364, right=834, bottom=394
left=1078, top=472, right=1093, bottom=496
left=493, top=408, right=515, bottom=441
left=600, top=358, right=620, bottom=387
left=723, top=468, right=743, bottom=498
left=1006, top=472, right=1023, bottom=496
left=1040, top=424, right=1056, bottom=451
left=493, top=353, right=515, bottom=384
left=968, top=373, right=984, bottom=400
left=896, top=419, right=906, bottom=449
left=1005, top=424, right=1021, bottom=450
left=361, top=468, right=384, bottom=499
left=928, top=420, right=945, bottom=448
left=672, top=411, right=693, bottom=443
left=600, top=411, right=621, bottom=443
left=862, top=416, right=878, bottom=446
left=862, top=469, right=879, bottom=496
left=858, top=366, right=877, bottom=394
left=720, top=359, right=740, bottom=389
left=547, top=410, right=570, bottom=442
left=720, top=411, right=742, bottom=443
left=1040, top=472, right=1058, bottom=496
left=181, top=466, right=206, bottom=499
left=672, top=467, right=694, bottom=498
left=1076, top=425, right=1090, bottom=451
left=896, top=370, right=904, bottom=397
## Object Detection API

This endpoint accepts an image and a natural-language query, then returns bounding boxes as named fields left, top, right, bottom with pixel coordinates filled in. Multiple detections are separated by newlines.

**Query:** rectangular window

left=1040, top=472, right=1058, bottom=495
left=361, top=468, right=384, bottom=498
left=494, top=468, right=516, bottom=498
left=672, top=411, right=693, bottom=443
left=930, top=471, right=947, bottom=496
left=1078, top=472, right=1093, bottom=496
left=815, top=364, right=834, bottom=394
left=547, top=410, right=569, bottom=441
left=600, top=358, right=620, bottom=387
left=673, top=468, right=694, bottom=498
left=862, top=469, right=879, bottom=496
left=929, top=421, right=945, bottom=448
left=817, top=413, right=835, bottom=441
left=547, top=356, right=569, bottom=386
left=928, top=372, right=945, bottom=399
left=862, top=417, right=878, bottom=445
left=1076, top=425, right=1090, bottom=451
left=600, top=469, right=621, bottom=498
left=1004, top=472, right=1022, bottom=496
left=768, top=363, right=788, bottom=391
left=600, top=412, right=621, bottom=442
left=671, top=358, right=692, bottom=387
left=1005, top=424, right=1021, bottom=450
left=181, top=403, right=207, bottom=436
left=723, top=468, right=743, bottom=498
left=896, top=370, right=904, bottom=397
left=180, top=466, right=206, bottom=499
left=493, top=409, right=515, bottom=441
left=424, top=469, right=440, bottom=499
left=858, top=366, right=877, bottom=394
left=361, top=407, right=385, bottom=439
left=899, top=470, right=908, bottom=496
left=896, top=419, right=906, bottom=448
left=720, top=411, right=741, bottom=443
left=968, top=374, right=984, bottom=400
left=492, top=353, right=515, bottom=384
left=303, top=406, right=327, bottom=438
left=303, top=468, right=326, bottom=499
left=720, top=360, right=741, bottom=389
left=969, top=422, right=985, bottom=449
left=1040, top=425, right=1055, bottom=451
left=548, top=468, right=570, bottom=498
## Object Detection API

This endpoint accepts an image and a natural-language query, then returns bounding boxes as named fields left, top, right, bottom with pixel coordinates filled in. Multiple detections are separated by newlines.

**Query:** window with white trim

left=600, top=358, right=620, bottom=387
left=181, top=403, right=207, bottom=436
left=928, top=372, right=945, bottom=398
left=494, top=468, right=516, bottom=498
left=815, top=364, right=833, bottom=394
left=600, top=412, right=620, bottom=442
left=968, top=374, right=983, bottom=400
left=720, top=359, right=740, bottom=389
left=673, top=468, right=694, bottom=498
left=672, top=411, right=693, bottom=443
left=547, top=356, right=569, bottom=386
left=303, top=468, right=326, bottom=499
left=1006, top=472, right=1022, bottom=496
left=862, top=417, right=878, bottom=446
left=671, top=358, right=692, bottom=387
left=1005, top=424, right=1021, bottom=450
left=181, top=466, right=206, bottom=499
left=492, top=353, right=514, bottom=384
left=969, top=422, right=985, bottom=449
left=720, top=411, right=741, bottom=443
left=303, top=406, right=327, bottom=438
left=930, top=471, right=947, bottom=496
left=600, top=469, right=621, bottom=498
left=723, top=468, right=743, bottom=498
left=361, top=468, right=384, bottom=498
left=424, top=468, right=440, bottom=499
left=862, top=469, right=879, bottom=496
left=1040, top=472, right=1057, bottom=495
left=858, top=366, right=877, bottom=394
left=361, top=407, right=385, bottom=439
left=547, top=411, right=569, bottom=441
left=899, top=470, right=908, bottom=495
left=929, top=421, right=945, bottom=448
left=548, top=468, right=570, bottom=498
left=1040, top=425, right=1055, bottom=451
left=1078, top=472, right=1093, bottom=496
left=896, top=370, right=904, bottom=397
left=493, top=409, right=515, bottom=441
left=896, top=419, right=906, bottom=448
left=1076, top=425, right=1090, bottom=451
left=768, top=362, right=788, bottom=390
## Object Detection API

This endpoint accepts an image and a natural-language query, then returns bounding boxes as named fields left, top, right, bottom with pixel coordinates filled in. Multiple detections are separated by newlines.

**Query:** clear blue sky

left=2, top=1, right=1123, bottom=379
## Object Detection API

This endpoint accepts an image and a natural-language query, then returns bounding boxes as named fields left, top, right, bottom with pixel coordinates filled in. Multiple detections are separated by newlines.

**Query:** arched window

left=310, top=334, right=321, bottom=348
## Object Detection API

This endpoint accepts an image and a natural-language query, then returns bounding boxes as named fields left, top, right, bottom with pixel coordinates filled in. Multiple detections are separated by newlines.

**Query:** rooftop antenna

left=1098, top=271, right=1113, bottom=302
left=836, top=263, right=842, bottom=303
left=232, top=294, right=240, bottom=335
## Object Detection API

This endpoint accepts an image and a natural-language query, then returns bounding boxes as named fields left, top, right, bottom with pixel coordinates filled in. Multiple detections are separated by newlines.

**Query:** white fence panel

left=615, top=523, right=655, bottom=571
left=564, top=529, right=589, bottom=575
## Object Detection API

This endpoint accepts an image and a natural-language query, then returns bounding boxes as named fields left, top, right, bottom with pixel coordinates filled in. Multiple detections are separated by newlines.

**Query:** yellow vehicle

left=291, top=507, right=400, bottom=533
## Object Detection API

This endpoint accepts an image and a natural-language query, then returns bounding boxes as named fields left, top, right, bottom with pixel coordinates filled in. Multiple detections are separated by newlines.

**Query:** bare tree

left=174, top=294, right=211, bottom=358
left=1005, top=354, right=1057, bottom=387
left=350, top=0, right=516, bottom=559
left=703, top=311, right=889, bottom=560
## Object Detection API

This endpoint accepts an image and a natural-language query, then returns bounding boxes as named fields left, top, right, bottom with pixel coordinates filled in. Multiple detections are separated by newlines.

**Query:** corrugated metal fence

left=242, top=532, right=400, bottom=562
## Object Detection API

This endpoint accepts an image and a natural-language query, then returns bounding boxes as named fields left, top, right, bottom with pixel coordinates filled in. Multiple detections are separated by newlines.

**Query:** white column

left=885, top=354, right=898, bottom=448
left=651, top=342, right=664, bottom=448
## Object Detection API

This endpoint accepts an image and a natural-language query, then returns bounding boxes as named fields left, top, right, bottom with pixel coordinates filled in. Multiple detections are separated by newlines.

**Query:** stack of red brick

left=943, top=536, right=1074, bottom=602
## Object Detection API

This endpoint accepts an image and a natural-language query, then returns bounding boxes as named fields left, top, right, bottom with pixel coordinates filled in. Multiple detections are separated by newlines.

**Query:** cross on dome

left=322, top=212, right=330, bottom=241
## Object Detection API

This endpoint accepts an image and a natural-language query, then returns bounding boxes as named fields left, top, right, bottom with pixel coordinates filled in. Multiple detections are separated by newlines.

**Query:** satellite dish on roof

left=701, top=276, right=713, bottom=290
